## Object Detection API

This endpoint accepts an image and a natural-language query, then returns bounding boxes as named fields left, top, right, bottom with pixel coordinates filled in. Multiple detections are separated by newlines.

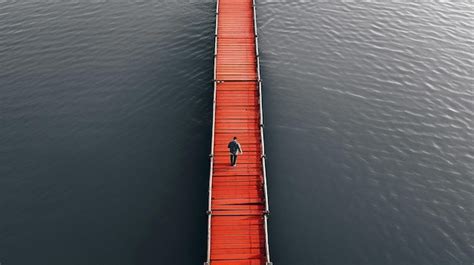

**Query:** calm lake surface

left=0, top=1, right=472, bottom=265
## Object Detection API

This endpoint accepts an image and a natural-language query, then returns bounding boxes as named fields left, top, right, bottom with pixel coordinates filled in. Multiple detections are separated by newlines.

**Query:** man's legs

left=230, top=154, right=237, bottom=166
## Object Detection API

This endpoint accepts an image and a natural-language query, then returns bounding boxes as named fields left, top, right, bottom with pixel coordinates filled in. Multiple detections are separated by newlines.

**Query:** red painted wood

left=209, top=0, right=267, bottom=264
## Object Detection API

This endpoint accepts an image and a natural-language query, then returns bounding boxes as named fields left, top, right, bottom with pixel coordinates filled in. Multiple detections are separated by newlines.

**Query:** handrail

left=253, top=0, right=272, bottom=264
left=206, top=0, right=219, bottom=263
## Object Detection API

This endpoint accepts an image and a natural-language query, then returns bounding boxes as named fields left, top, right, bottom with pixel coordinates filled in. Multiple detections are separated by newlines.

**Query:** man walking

left=228, top=136, right=243, bottom=167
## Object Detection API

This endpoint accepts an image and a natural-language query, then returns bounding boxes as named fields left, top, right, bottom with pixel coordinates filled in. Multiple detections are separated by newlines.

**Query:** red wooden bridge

left=205, top=0, right=272, bottom=264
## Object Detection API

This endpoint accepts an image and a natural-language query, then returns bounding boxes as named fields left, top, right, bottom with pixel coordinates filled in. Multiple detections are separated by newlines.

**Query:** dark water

left=0, top=2, right=214, bottom=264
left=0, top=1, right=472, bottom=265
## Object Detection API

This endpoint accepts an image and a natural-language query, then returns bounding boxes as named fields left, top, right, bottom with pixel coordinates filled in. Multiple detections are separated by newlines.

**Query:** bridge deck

left=207, top=0, right=270, bottom=264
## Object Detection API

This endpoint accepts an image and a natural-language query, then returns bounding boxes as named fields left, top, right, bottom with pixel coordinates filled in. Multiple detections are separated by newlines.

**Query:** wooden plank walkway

left=206, top=0, right=271, bottom=265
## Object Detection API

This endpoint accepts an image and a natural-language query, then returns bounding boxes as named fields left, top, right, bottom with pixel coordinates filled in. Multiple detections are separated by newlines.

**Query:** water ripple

left=259, top=1, right=473, bottom=265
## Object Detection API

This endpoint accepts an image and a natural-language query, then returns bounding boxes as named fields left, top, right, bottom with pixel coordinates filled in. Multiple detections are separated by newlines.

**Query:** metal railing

left=253, top=0, right=272, bottom=264
left=205, top=0, right=219, bottom=264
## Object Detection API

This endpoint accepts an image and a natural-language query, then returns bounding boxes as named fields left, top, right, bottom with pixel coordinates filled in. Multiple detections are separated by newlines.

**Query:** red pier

left=205, top=0, right=271, bottom=264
